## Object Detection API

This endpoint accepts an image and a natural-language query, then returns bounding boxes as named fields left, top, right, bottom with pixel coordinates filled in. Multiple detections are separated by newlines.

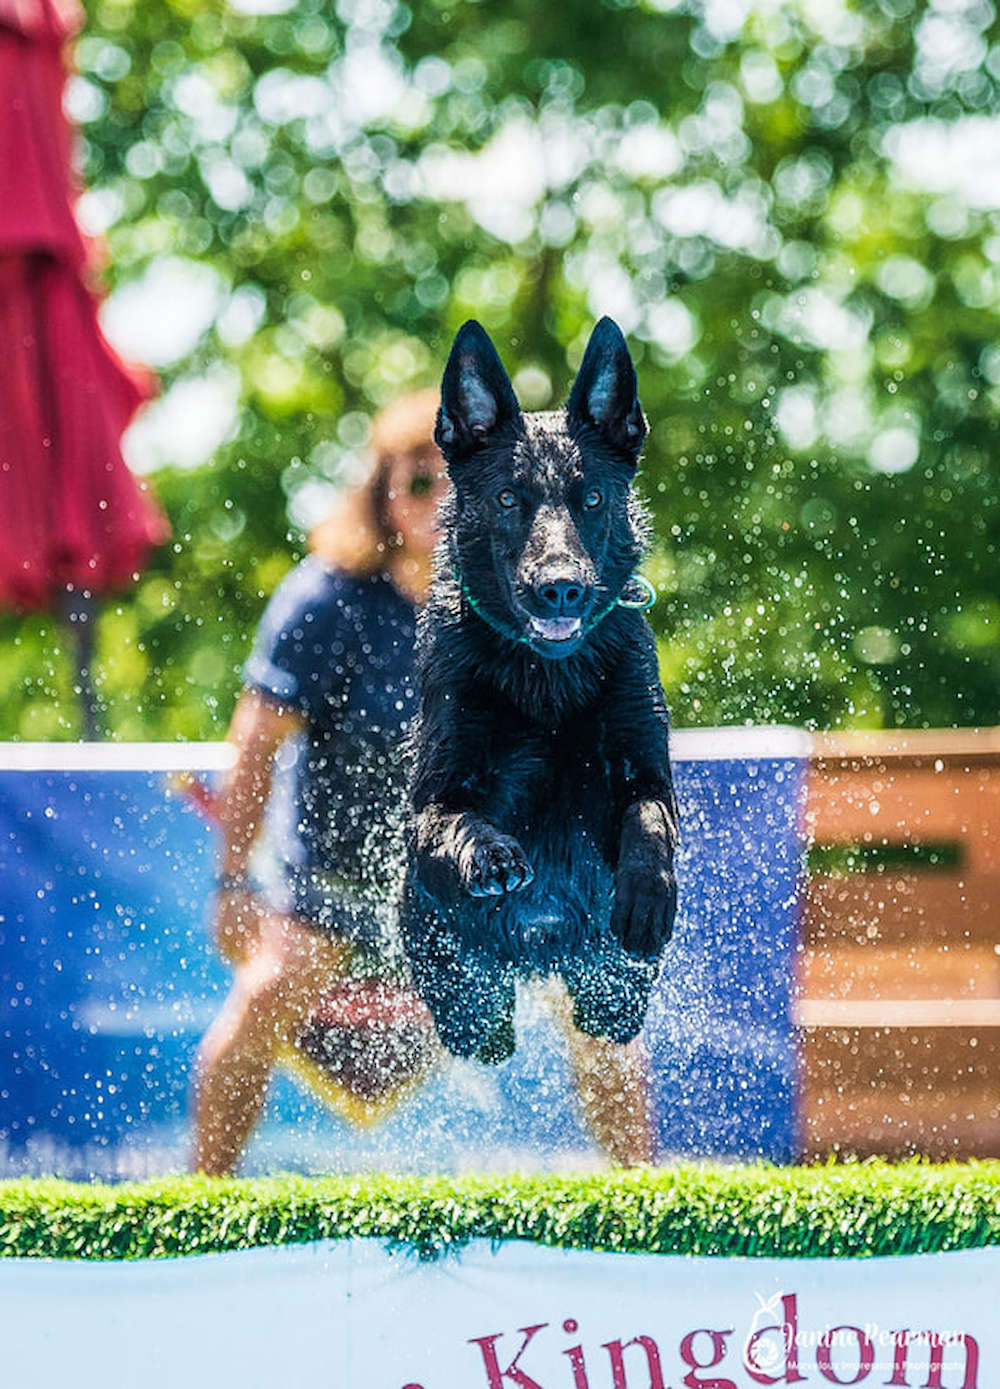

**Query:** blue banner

left=0, top=731, right=808, bottom=1176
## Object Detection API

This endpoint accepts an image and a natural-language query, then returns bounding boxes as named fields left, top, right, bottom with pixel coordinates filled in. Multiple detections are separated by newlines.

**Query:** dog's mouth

left=527, top=615, right=582, bottom=643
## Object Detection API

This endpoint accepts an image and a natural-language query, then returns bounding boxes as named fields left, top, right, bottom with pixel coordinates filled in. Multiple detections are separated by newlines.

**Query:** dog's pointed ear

left=566, top=317, right=647, bottom=461
left=436, top=320, right=522, bottom=462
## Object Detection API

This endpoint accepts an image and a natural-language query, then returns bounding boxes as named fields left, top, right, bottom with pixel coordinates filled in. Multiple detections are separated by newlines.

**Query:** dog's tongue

left=529, top=616, right=581, bottom=642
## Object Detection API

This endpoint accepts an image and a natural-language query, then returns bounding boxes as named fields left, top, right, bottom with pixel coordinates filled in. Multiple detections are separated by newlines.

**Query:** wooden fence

left=797, top=728, right=1000, bottom=1159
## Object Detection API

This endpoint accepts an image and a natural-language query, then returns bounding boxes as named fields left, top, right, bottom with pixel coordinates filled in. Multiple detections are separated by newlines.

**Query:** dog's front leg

left=410, top=676, right=534, bottom=902
left=605, top=624, right=680, bottom=958
left=612, top=799, right=677, bottom=959
left=414, top=806, right=535, bottom=901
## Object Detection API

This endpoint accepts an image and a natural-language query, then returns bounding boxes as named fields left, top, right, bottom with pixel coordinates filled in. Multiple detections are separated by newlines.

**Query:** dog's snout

left=535, top=576, right=587, bottom=615
left=521, top=502, right=594, bottom=620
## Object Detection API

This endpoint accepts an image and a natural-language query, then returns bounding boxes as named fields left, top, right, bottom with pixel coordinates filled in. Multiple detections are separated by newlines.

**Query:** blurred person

left=193, top=389, right=654, bottom=1175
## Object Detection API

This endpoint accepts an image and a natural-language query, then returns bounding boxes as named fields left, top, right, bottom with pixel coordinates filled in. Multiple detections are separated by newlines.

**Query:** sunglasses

left=408, top=471, right=437, bottom=498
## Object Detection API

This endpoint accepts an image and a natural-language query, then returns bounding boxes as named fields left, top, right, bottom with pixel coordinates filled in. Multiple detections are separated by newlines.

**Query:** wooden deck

left=797, top=729, right=1000, bottom=1159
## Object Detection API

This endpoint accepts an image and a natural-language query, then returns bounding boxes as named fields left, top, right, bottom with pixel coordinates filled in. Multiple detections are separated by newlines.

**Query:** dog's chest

left=483, top=709, right=616, bottom=844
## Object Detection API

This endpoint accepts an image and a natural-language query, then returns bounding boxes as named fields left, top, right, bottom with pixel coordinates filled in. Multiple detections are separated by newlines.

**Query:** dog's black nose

left=535, top=577, right=587, bottom=615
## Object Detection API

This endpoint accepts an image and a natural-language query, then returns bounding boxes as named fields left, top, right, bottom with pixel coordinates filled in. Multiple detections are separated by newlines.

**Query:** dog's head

left=436, top=317, right=649, bottom=660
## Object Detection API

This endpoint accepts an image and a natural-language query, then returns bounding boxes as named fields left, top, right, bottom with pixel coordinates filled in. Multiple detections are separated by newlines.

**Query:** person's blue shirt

left=243, top=556, right=417, bottom=903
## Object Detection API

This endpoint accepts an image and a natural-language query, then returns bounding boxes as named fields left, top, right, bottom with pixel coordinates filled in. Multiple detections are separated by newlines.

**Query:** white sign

left=0, top=1238, right=993, bottom=1388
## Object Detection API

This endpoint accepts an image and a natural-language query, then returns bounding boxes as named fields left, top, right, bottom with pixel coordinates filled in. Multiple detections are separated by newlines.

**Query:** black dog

left=398, top=317, right=679, bottom=1063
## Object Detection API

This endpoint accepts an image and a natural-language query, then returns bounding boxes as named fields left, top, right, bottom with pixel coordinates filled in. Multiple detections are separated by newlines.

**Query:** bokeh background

left=4, top=0, right=1000, bottom=739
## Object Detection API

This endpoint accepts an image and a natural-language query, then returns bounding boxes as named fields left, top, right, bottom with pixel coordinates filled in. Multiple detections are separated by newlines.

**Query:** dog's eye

left=583, top=487, right=604, bottom=510
left=497, top=488, right=519, bottom=510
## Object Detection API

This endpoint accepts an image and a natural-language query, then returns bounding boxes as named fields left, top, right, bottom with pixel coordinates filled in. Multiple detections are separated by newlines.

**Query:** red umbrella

left=0, top=0, right=168, bottom=731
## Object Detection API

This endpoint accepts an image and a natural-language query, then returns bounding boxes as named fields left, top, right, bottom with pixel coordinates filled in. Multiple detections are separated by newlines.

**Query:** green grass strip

left=2, top=1162, right=1000, bottom=1262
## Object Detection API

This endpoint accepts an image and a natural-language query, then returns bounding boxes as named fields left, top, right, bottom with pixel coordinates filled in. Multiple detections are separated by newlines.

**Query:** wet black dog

left=399, top=317, right=679, bottom=1063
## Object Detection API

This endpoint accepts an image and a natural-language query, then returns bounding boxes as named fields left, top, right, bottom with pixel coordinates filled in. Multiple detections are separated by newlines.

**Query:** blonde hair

left=310, top=388, right=440, bottom=574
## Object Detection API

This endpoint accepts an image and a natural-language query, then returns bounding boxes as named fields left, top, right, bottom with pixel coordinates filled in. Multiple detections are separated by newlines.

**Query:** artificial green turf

left=3, top=1162, right=1000, bottom=1261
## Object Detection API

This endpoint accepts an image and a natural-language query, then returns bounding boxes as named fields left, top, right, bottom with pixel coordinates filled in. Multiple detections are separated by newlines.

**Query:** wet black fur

left=399, top=318, right=679, bottom=1063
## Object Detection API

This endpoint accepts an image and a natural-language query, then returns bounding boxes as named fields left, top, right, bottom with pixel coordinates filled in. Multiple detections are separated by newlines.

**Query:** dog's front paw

left=611, top=862, right=677, bottom=959
left=460, top=832, right=535, bottom=897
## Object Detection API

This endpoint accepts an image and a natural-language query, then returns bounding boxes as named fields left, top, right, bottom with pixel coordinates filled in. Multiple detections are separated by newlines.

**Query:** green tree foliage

left=3, top=0, right=1000, bottom=737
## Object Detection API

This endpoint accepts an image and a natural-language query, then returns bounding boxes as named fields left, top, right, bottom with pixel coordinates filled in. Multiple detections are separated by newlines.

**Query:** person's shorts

left=257, top=868, right=407, bottom=980
left=250, top=869, right=437, bottom=1120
